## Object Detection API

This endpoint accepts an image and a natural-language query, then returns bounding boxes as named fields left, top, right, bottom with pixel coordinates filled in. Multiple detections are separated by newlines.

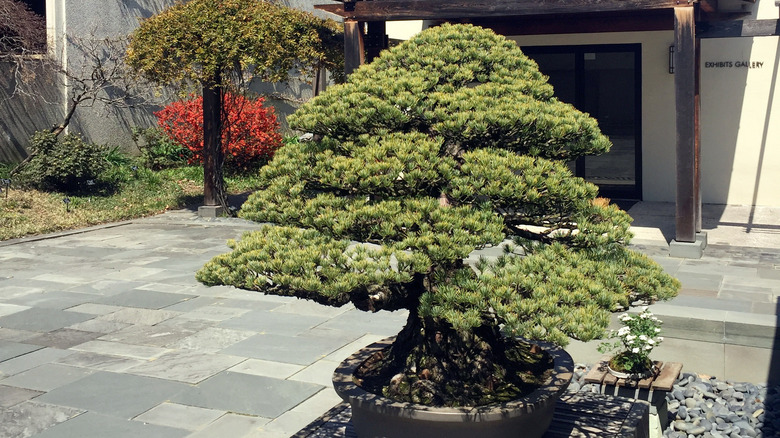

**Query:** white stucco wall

left=509, top=31, right=677, bottom=203
left=699, top=0, right=780, bottom=206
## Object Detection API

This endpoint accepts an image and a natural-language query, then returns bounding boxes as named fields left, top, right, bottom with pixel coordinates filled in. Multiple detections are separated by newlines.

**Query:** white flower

left=654, top=328, right=661, bottom=333
left=640, top=312, right=650, bottom=319
left=657, top=337, right=664, bottom=342
left=645, top=345, right=653, bottom=350
left=625, top=335, right=636, bottom=341
left=619, top=313, right=631, bottom=322
left=618, top=327, right=630, bottom=336
left=648, top=339, right=655, bottom=344
left=639, top=335, right=648, bottom=341
left=632, top=347, right=640, bottom=353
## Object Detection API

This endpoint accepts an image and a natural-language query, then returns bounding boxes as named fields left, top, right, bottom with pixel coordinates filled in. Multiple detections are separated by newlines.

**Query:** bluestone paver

left=32, top=411, right=189, bottom=438
left=36, top=371, right=189, bottom=418
left=0, top=385, right=43, bottom=408
left=0, top=363, right=94, bottom=392
left=171, top=371, right=322, bottom=418
left=0, top=307, right=94, bottom=332
left=0, top=401, right=83, bottom=437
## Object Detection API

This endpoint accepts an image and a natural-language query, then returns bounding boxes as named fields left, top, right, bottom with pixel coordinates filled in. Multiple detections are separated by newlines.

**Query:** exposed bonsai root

left=355, top=312, right=553, bottom=407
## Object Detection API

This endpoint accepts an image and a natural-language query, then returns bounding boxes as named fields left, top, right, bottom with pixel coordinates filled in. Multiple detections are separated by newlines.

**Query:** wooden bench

left=293, top=392, right=650, bottom=438
left=584, top=356, right=683, bottom=426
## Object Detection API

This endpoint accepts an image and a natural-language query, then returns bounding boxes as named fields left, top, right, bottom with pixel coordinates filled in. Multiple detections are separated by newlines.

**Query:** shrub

left=155, top=93, right=282, bottom=172
left=16, top=131, right=118, bottom=193
left=132, top=127, right=192, bottom=170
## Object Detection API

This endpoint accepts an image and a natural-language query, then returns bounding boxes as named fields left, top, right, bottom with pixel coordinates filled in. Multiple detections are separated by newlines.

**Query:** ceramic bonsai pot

left=333, top=338, right=574, bottom=438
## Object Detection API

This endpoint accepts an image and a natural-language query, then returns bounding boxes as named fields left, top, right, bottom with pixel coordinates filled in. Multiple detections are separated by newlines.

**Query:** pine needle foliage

left=197, top=24, right=680, bottom=407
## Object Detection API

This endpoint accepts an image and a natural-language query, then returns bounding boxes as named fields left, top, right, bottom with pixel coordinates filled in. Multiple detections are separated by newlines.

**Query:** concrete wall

left=57, top=0, right=178, bottom=149
left=699, top=0, right=780, bottom=206
left=0, top=60, right=64, bottom=163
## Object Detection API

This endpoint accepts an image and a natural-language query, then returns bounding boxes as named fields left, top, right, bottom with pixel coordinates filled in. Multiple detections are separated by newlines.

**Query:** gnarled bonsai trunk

left=356, top=310, right=552, bottom=407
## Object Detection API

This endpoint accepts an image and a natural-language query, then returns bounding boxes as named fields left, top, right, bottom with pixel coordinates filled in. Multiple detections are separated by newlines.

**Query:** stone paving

left=0, top=202, right=777, bottom=437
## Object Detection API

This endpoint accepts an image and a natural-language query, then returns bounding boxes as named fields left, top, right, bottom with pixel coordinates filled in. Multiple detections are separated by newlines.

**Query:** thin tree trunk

left=202, top=78, right=227, bottom=209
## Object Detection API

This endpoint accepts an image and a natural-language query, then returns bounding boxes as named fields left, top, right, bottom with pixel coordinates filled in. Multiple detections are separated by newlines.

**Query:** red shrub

left=155, top=93, right=282, bottom=170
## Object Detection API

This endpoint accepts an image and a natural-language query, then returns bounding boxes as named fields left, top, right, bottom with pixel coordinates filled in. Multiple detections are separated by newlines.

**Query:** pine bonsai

left=197, top=24, right=679, bottom=407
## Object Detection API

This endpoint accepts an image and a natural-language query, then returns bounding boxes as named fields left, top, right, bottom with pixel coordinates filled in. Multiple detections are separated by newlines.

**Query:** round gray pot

left=332, top=337, right=574, bottom=438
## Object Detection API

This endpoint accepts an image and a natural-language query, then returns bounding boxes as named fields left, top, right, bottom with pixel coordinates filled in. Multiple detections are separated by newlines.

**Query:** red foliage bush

left=155, top=93, right=282, bottom=171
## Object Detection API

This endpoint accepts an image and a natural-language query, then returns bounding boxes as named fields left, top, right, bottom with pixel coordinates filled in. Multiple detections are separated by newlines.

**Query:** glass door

left=522, top=45, right=642, bottom=200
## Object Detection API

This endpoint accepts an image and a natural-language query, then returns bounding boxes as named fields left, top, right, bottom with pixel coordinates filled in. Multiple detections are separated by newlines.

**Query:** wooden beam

left=471, top=9, right=674, bottom=35
left=697, top=19, right=780, bottom=38
left=344, top=20, right=365, bottom=76
left=316, top=0, right=685, bottom=21
left=674, top=7, right=697, bottom=243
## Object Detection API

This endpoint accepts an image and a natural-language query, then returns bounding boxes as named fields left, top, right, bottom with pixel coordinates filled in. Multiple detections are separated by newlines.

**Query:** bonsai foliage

left=156, top=93, right=282, bottom=171
left=198, top=24, right=679, bottom=406
left=126, top=0, right=343, bottom=209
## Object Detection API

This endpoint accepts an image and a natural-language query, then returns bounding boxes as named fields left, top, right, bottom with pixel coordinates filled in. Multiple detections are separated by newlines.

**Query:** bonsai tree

left=197, top=24, right=679, bottom=407
left=126, top=0, right=343, bottom=210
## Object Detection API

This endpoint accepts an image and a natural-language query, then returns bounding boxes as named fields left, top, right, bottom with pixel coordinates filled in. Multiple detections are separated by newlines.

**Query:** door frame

left=521, top=43, right=643, bottom=200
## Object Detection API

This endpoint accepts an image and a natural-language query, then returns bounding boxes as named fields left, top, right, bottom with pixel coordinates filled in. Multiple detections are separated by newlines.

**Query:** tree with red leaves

left=156, top=93, right=282, bottom=172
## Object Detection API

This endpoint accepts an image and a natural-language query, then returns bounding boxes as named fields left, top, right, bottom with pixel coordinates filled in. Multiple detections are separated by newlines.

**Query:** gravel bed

left=569, top=364, right=780, bottom=438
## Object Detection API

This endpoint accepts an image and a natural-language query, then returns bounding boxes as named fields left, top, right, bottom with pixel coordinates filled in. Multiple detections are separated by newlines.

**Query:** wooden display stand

left=584, top=356, right=683, bottom=427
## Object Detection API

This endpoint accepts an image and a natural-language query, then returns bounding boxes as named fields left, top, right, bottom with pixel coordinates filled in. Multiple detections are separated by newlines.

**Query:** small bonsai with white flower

left=598, top=307, right=664, bottom=376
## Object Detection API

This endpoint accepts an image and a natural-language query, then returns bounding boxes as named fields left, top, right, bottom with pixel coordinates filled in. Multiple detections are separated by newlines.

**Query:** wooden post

left=344, top=20, right=365, bottom=76
left=202, top=82, right=223, bottom=207
left=674, top=7, right=697, bottom=243
left=695, top=36, right=702, bottom=233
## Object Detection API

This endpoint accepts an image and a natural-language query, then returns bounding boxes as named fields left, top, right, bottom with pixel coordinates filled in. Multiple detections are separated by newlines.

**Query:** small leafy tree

left=126, top=0, right=343, bottom=210
left=156, top=93, right=282, bottom=172
left=197, top=24, right=679, bottom=406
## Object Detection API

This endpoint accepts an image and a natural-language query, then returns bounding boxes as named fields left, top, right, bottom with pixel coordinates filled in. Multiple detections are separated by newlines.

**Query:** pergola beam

left=317, top=0, right=687, bottom=21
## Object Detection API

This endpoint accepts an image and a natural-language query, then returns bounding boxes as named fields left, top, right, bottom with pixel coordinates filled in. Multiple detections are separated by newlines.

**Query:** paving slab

left=0, top=385, right=44, bottom=408
left=0, top=341, right=43, bottom=362
left=0, top=347, right=73, bottom=377
left=217, top=309, right=329, bottom=335
left=228, top=359, right=305, bottom=379
left=133, top=402, right=226, bottom=431
left=219, top=333, right=356, bottom=366
left=0, top=307, right=94, bottom=332
left=125, top=350, right=244, bottom=384
left=0, top=328, right=37, bottom=342
left=54, top=351, right=146, bottom=374
left=171, top=371, right=322, bottom=418
left=0, top=401, right=83, bottom=437
left=32, top=411, right=190, bottom=438
left=177, top=304, right=253, bottom=322
left=0, top=303, right=29, bottom=317
left=0, top=363, right=94, bottom=392
left=66, top=318, right=132, bottom=334
left=6, top=291, right=94, bottom=310
left=95, top=290, right=195, bottom=310
left=26, top=328, right=103, bottom=349
left=98, top=323, right=201, bottom=348
left=167, top=326, right=256, bottom=353
left=36, top=371, right=189, bottom=419
left=95, top=307, right=181, bottom=325
left=71, top=340, right=169, bottom=361
left=185, top=413, right=271, bottom=438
